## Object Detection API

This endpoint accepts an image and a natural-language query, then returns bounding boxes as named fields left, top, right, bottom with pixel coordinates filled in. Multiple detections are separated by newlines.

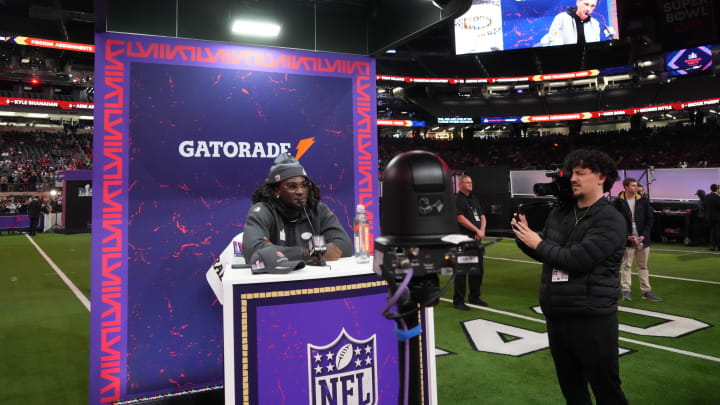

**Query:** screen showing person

left=242, top=153, right=352, bottom=266
left=454, top=0, right=618, bottom=55
left=539, top=0, right=601, bottom=46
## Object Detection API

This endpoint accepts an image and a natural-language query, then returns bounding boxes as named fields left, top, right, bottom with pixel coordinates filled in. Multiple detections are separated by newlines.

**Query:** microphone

left=308, top=235, right=327, bottom=258
left=302, top=203, right=327, bottom=265
left=602, top=24, right=617, bottom=39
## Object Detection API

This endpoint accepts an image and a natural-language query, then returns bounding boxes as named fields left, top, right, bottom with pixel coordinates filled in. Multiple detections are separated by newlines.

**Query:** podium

left=221, top=258, right=437, bottom=405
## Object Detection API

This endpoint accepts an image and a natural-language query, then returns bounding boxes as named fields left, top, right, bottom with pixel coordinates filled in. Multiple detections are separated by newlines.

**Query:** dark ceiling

left=1, top=0, right=717, bottom=77
left=1, top=0, right=718, bottom=123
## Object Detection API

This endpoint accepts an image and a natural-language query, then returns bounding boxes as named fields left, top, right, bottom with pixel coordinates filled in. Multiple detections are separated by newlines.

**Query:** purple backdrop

left=90, top=32, right=378, bottom=404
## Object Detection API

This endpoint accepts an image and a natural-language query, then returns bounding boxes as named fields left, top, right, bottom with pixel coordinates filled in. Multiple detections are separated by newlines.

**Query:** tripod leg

left=396, top=303, right=424, bottom=405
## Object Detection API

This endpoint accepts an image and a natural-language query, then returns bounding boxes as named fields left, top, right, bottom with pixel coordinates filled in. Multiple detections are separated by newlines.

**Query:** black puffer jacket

left=517, top=197, right=627, bottom=318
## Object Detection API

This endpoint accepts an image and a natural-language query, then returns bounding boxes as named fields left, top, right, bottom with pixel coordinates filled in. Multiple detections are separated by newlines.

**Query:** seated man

left=242, top=153, right=352, bottom=264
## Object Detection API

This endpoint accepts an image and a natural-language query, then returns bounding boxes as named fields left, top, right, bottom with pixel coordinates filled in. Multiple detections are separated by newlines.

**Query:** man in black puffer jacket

left=512, top=149, right=629, bottom=405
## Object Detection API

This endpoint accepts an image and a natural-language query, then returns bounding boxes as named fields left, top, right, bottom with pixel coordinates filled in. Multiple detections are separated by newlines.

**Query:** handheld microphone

left=602, top=24, right=616, bottom=39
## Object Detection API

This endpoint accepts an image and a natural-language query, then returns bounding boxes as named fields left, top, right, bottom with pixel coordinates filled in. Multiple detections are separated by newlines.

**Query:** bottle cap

left=356, top=204, right=365, bottom=214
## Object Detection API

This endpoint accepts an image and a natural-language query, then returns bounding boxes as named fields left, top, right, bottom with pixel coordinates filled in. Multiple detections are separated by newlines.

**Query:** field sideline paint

left=24, top=234, right=91, bottom=311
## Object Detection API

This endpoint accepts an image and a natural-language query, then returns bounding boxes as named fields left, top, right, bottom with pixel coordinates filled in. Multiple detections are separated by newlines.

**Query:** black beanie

left=265, top=153, right=308, bottom=184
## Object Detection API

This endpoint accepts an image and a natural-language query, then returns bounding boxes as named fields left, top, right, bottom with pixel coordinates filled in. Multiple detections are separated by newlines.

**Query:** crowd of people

left=378, top=122, right=720, bottom=174
left=0, top=127, right=92, bottom=192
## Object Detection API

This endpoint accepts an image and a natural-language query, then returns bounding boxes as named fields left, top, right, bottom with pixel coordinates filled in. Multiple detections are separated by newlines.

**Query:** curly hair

left=251, top=178, right=321, bottom=208
left=563, top=149, right=619, bottom=193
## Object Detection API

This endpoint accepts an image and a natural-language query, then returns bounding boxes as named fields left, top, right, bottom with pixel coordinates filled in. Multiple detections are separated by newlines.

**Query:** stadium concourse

left=1, top=0, right=720, bottom=404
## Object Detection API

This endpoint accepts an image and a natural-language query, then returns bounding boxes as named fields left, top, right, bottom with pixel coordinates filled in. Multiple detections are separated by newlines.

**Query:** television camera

left=515, top=168, right=574, bottom=218
left=374, top=151, right=494, bottom=310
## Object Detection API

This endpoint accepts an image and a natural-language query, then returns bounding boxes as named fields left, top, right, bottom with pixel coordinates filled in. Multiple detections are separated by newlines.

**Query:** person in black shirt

left=708, top=184, right=720, bottom=251
left=27, top=196, right=43, bottom=236
left=453, top=175, right=488, bottom=310
left=512, top=149, right=628, bottom=405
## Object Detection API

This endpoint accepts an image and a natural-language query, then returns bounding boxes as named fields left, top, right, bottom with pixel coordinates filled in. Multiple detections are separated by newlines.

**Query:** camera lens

left=533, top=182, right=556, bottom=196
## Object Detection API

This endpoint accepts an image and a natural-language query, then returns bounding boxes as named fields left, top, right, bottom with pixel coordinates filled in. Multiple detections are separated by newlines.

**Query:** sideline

left=485, top=256, right=720, bottom=285
left=438, top=297, right=720, bottom=363
left=24, top=234, right=91, bottom=312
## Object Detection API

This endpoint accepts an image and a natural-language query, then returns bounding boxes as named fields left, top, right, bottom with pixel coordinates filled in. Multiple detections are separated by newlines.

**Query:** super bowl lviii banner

left=90, top=32, right=378, bottom=403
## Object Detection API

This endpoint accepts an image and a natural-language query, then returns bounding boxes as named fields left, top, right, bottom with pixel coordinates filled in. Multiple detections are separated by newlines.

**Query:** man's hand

left=511, top=213, right=542, bottom=250
left=322, top=242, right=342, bottom=262
left=475, top=230, right=485, bottom=240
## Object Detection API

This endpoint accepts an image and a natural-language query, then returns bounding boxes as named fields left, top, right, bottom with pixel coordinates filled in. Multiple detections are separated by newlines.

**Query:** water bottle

left=353, top=204, right=370, bottom=263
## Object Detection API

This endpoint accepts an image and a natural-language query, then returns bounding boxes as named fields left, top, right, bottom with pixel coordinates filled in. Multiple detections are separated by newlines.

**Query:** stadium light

left=231, top=19, right=281, bottom=38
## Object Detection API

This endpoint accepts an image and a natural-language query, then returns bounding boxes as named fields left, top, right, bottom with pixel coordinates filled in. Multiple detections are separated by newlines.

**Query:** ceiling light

left=232, top=20, right=281, bottom=38
left=78, top=116, right=94, bottom=120
left=0, top=111, right=16, bottom=116
left=385, top=49, right=397, bottom=54
left=27, top=113, right=50, bottom=118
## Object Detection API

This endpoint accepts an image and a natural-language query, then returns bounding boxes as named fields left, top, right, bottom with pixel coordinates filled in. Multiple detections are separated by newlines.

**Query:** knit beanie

left=265, top=153, right=307, bottom=184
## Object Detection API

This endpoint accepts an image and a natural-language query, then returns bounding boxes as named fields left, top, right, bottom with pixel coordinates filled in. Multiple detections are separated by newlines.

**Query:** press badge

left=552, top=269, right=569, bottom=282
left=473, top=209, right=481, bottom=222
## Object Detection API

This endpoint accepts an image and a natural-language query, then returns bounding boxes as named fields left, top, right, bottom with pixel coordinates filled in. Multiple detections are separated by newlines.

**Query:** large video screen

left=455, top=0, right=619, bottom=55
left=666, top=45, right=713, bottom=77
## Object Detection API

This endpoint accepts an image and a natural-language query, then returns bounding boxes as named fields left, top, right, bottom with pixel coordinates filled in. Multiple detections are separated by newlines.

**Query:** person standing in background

left=454, top=175, right=488, bottom=310
left=613, top=178, right=662, bottom=301
left=707, top=184, right=720, bottom=251
left=27, top=196, right=43, bottom=236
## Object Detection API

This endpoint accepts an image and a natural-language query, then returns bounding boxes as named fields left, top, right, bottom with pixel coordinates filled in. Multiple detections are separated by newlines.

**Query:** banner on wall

left=90, top=33, right=379, bottom=404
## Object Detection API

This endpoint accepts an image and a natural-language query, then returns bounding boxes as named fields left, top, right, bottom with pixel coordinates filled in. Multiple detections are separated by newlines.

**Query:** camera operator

left=511, top=149, right=628, bottom=405
left=454, top=175, right=488, bottom=309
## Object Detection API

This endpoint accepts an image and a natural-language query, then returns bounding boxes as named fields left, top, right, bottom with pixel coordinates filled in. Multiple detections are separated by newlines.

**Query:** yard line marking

left=438, top=297, right=720, bottom=363
left=647, top=274, right=720, bottom=285
left=653, top=248, right=720, bottom=255
left=614, top=337, right=720, bottom=363
left=486, top=256, right=541, bottom=265
left=24, top=234, right=91, bottom=312
left=485, top=256, right=720, bottom=285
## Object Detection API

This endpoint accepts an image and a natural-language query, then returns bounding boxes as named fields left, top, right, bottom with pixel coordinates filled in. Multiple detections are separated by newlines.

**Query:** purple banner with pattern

left=90, top=32, right=378, bottom=404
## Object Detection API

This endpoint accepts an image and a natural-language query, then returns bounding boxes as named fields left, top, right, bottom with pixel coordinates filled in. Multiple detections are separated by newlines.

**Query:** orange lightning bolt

left=295, top=137, right=315, bottom=160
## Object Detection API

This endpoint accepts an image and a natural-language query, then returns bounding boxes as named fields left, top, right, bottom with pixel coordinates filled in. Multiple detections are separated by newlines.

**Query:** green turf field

left=1, top=234, right=718, bottom=404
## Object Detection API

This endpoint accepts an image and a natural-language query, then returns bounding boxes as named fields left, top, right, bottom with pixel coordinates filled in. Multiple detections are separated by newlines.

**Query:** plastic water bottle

left=353, top=204, right=370, bottom=263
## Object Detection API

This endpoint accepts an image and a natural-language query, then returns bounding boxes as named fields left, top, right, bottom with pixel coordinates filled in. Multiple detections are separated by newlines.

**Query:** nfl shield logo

left=307, top=328, right=377, bottom=405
